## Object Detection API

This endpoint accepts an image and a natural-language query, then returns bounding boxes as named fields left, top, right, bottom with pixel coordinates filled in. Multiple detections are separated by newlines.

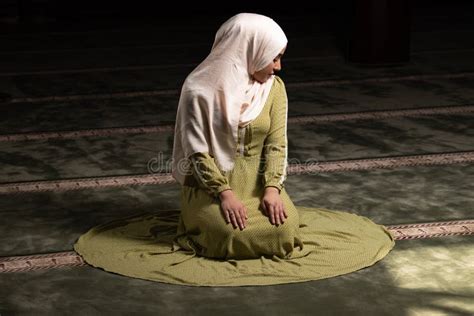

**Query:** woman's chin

left=255, top=77, right=270, bottom=84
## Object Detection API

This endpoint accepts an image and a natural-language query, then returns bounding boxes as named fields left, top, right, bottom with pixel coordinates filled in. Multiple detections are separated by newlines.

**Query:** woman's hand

left=219, top=190, right=248, bottom=230
left=261, top=187, right=287, bottom=225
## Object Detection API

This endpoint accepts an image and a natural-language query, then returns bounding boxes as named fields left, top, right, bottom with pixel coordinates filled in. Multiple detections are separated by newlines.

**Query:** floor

left=0, top=3, right=473, bottom=315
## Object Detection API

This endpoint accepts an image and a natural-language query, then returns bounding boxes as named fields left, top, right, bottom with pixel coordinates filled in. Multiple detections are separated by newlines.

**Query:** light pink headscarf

left=172, top=13, right=288, bottom=184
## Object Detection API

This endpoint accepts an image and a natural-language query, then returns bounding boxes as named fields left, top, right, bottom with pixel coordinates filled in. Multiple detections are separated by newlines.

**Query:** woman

left=75, top=13, right=395, bottom=286
left=172, top=13, right=301, bottom=260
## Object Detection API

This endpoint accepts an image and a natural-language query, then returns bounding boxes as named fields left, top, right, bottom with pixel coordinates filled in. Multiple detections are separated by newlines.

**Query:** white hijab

left=172, top=13, right=288, bottom=184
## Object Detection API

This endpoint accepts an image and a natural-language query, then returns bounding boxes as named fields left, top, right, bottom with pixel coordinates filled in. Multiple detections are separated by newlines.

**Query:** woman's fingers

left=220, top=196, right=247, bottom=230
left=279, top=205, right=286, bottom=224
left=228, top=208, right=246, bottom=230
left=239, top=207, right=248, bottom=227
left=274, top=205, right=282, bottom=226
left=261, top=200, right=268, bottom=215
left=267, top=203, right=287, bottom=226
left=231, top=203, right=288, bottom=228
left=236, top=210, right=245, bottom=230
left=224, top=210, right=231, bottom=224
left=269, top=204, right=276, bottom=225
left=265, top=202, right=278, bottom=225
left=228, top=211, right=239, bottom=229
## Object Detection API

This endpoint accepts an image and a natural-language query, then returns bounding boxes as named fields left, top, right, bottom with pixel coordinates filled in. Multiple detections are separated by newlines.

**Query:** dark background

left=1, top=0, right=473, bottom=65
left=1, top=0, right=473, bottom=31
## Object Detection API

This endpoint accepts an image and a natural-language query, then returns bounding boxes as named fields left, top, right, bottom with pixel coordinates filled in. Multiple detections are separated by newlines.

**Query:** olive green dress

left=74, top=77, right=395, bottom=286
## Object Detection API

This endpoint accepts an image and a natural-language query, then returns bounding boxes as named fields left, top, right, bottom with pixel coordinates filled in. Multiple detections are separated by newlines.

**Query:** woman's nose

left=274, top=60, right=282, bottom=71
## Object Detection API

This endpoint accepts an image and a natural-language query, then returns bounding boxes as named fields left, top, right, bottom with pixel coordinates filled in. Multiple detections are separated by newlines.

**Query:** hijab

left=172, top=13, right=288, bottom=184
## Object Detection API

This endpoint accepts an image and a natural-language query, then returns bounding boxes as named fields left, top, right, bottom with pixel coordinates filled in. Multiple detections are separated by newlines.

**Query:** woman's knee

left=276, top=223, right=294, bottom=239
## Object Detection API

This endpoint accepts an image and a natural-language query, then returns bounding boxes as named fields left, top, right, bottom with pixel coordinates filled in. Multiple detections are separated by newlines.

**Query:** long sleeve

left=190, top=152, right=231, bottom=197
left=262, top=77, right=288, bottom=192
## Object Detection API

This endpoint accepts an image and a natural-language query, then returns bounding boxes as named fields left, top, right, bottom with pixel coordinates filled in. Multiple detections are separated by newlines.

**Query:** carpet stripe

left=1, top=104, right=472, bottom=142
left=0, top=63, right=197, bottom=76
left=0, top=220, right=471, bottom=273
left=0, top=56, right=338, bottom=77
left=286, top=151, right=474, bottom=175
left=387, top=220, right=474, bottom=240
left=0, top=125, right=175, bottom=142
left=9, top=72, right=474, bottom=103
left=0, top=151, right=473, bottom=194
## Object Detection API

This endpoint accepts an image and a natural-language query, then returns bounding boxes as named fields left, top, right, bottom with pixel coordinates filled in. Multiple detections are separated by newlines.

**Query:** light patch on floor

left=384, top=244, right=474, bottom=315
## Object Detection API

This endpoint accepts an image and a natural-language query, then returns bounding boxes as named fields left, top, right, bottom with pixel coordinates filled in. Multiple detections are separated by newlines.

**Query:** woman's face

left=252, top=47, right=286, bottom=83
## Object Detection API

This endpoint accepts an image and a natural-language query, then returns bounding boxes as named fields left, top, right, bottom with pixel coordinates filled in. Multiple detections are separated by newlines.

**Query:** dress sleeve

left=263, top=77, right=288, bottom=192
left=190, top=152, right=231, bottom=197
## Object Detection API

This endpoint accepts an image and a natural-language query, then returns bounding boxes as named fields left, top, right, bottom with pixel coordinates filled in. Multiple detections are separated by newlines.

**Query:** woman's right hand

left=219, top=190, right=248, bottom=230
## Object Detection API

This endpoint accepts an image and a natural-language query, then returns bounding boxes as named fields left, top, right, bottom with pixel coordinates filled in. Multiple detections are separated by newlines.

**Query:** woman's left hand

left=261, top=187, right=287, bottom=225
